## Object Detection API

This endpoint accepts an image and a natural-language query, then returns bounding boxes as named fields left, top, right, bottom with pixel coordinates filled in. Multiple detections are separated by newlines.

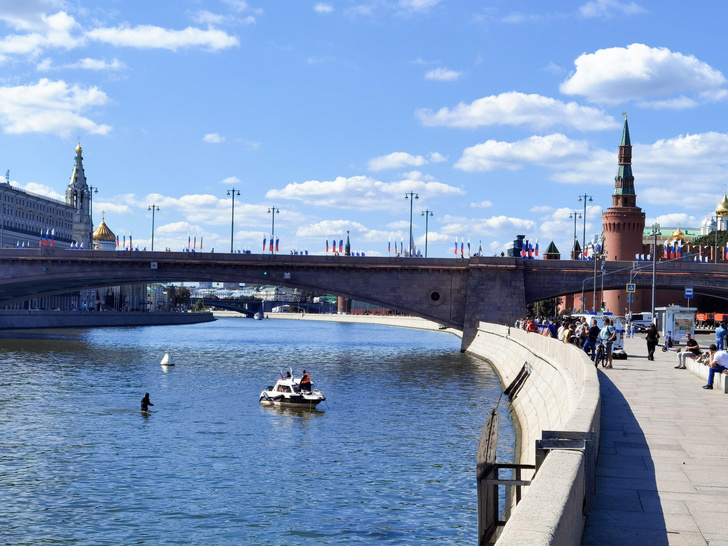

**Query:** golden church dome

left=92, top=219, right=116, bottom=243
left=716, top=192, right=728, bottom=216
left=672, top=227, right=685, bottom=240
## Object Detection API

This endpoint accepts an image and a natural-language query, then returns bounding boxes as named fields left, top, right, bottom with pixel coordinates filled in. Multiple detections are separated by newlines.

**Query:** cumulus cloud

left=0, top=11, right=81, bottom=61
left=203, top=133, right=225, bottom=144
left=266, top=172, right=464, bottom=210
left=471, top=200, right=493, bottom=208
left=425, top=67, right=462, bottom=81
left=10, top=180, right=65, bottom=201
left=579, top=0, right=646, bottom=18
left=0, top=79, right=111, bottom=136
left=367, top=152, right=427, bottom=171
left=314, top=3, right=334, bottom=13
left=560, top=44, right=727, bottom=106
left=0, top=0, right=66, bottom=31
left=37, top=57, right=125, bottom=71
left=416, top=91, right=618, bottom=131
left=86, top=25, right=239, bottom=51
left=220, top=176, right=241, bottom=184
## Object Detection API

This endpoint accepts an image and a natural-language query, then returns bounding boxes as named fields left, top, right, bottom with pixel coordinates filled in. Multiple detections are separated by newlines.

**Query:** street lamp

left=148, top=204, right=159, bottom=251
left=650, top=223, right=661, bottom=322
left=711, top=215, right=719, bottom=263
left=421, top=209, right=433, bottom=257
left=569, top=210, right=582, bottom=252
left=578, top=194, right=593, bottom=257
left=268, top=206, right=279, bottom=254
left=405, top=192, right=419, bottom=257
left=227, top=188, right=240, bottom=253
left=88, top=185, right=98, bottom=223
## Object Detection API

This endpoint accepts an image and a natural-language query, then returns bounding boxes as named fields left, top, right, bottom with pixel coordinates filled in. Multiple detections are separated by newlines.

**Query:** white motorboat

left=259, top=374, right=325, bottom=408
left=254, top=312, right=264, bottom=320
left=160, top=351, right=175, bottom=366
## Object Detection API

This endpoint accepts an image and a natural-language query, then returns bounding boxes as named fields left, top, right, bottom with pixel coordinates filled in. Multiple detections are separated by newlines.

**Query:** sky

left=3, top=0, right=728, bottom=257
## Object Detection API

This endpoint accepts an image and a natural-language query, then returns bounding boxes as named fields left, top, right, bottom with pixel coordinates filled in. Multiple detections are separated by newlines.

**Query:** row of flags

left=38, top=228, right=55, bottom=247
left=264, top=236, right=280, bottom=253
left=664, top=240, right=683, bottom=259
left=387, top=237, right=421, bottom=257
left=520, top=238, right=539, bottom=259
left=326, top=237, right=343, bottom=254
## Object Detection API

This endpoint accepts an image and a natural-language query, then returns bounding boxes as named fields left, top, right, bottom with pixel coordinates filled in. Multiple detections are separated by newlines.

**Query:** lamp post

left=569, top=209, right=582, bottom=247
left=405, top=192, right=419, bottom=257
left=148, top=204, right=159, bottom=251
left=421, top=209, right=433, bottom=257
left=88, top=185, right=98, bottom=223
left=578, top=194, right=593, bottom=256
left=268, top=206, right=279, bottom=254
left=712, top=215, right=719, bottom=263
left=650, top=223, right=661, bottom=322
left=227, top=188, right=240, bottom=253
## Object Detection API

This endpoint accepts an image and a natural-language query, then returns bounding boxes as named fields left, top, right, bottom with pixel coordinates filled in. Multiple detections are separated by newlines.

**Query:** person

left=716, top=322, right=725, bottom=350
left=664, top=331, right=673, bottom=349
left=646, top=323, right=660, bottom=361
left=676, top=332, right=700, bottom=369
left=703, top=344, right=728, bottom=389
left=285, top=371, right=292, bottom=378
left=300, top=370, right=312, bottom=392
left=582, top=319, right=601, bottom=361
left=141, top=392, right=154, bottom=412
left=630, top=321, right=635, bottom=339
left=578, top=318, right=589, bottom=347
left=599, top=318, right=617, bottom=368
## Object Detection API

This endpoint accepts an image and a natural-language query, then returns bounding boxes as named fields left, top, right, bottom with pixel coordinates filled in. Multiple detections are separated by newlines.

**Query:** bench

left=685, top=357, right=728, bottom=393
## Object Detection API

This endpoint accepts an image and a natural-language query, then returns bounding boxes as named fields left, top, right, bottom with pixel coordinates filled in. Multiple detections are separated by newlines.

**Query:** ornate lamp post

left=650, top=223, right=661, bottom=322
left=421, top=209, right=433, bottom=257
left=88, top=185, right=98, bottom=222
left=405, top=192, right=419, bottom=257
left=148, top=204, right=159, bottom=251
left=227, top=188, right=240, bottom=253
left=268, top=206, right=279, bottom=254
left=578, top=194, right=593, bottom=257
left=569, top=210, right=582, bottom=252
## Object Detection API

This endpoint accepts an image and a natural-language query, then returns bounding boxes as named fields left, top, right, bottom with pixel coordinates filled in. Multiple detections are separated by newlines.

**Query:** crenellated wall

left=466, top=323, right=601, bottom=545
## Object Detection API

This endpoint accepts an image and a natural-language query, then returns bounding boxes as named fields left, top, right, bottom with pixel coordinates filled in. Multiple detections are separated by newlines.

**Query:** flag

left=188, top=235, right=191, bottom=250
left=669, top=243, right=674, bottom=260
left=339, top=238, right=343, bottom=253
left=528, top=242, right=533, bottom=259
left=129, top=234, right=132, bottom=250
left=460, top=240, right=464, bottom=256
left=325, top=238, right=329, bottom=253
left=467, top=238, right=471, bottom=257
left=454, top=236, right=458, bottom=255
left=400, top=238, right=403, bottom=255
left=269, top=238, right=273, bottom=252
left=193, top=236, right=196, bottom=250
left=725, top=245, right=728, bottom=260
left=50, top=229, right=54, bottom=247
left=521, top=240, right=526, bottom=258
left=663, top=240, right=668, bottom=259
left=677, top=240, right=682, bottom=258
left=646, top=254, right=651, bottom=261
left=201, top=236, right=203, bottom=250
left=263, top=237, right=267, bottom=252
left=116, top=234, right=119, bottom=247
left=535, top=239, right=539, bottom=257
left=388, top=237, right=391, bottom=255
left=123, top=235, right=126, bottom=248
left=276, top=237, right=279, bottom=252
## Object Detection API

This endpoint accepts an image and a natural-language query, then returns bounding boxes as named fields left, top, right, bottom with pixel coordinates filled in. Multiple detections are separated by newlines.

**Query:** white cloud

left=425, top=67, right=462, bottom=81
left=560, top=44, right=726, bottom=106
left=398, top=0, right=441, bottom=12
left=37, top=57, right=125, bottom=71
left=203, top=133, right=225, bottom=144
left=296, top=220, right=368, bottom=237
left=367, top=152, right=427, bottom=171
left=0, top=11, right=82, bottom=60
left=0, top=1, right=66, bottom=31
left=314, top=3, right=334, bottom=14
left=220, top=176, right=241, bottom=184
left=416, top=91, right=618, bottom=131
left=471, top=200, right=493, bottom=208
left=10, top=180, right=64, bottom=201
left=86, top=25, right=239, bottom=51
left=190, top=10, right=227, bottom=26
left=0, top=78, right=111, bottom=137
left=266, top=173, right=464, bottom=210
left=579, top=0, right=646, bottom=18
left=428, top=151, right=447, bottom=163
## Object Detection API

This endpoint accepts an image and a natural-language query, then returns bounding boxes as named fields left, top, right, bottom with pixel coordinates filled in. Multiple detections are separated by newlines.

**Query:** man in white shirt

left=599, top=318, right=617, bottom=369
left=703, top=344, right=728, bottom=389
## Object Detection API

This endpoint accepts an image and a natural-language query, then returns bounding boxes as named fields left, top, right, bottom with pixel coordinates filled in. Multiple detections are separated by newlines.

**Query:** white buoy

left=160, top=351, right=175, bottom=366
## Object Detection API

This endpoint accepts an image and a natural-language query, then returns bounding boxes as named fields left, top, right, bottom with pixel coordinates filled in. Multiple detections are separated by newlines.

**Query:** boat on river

left=259, top=374, right=325, bottom=408
left=254, top=312, right=264, bottom=320
left=160, top=351, right=174, bottom=366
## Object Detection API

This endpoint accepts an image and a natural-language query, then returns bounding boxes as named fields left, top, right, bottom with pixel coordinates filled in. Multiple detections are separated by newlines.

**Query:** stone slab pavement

left=581, top=335, right=728, bottom=546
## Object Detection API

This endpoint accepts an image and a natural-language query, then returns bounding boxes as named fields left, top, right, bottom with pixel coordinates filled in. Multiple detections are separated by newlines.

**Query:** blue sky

left=3, top=0, right=728, bottom=257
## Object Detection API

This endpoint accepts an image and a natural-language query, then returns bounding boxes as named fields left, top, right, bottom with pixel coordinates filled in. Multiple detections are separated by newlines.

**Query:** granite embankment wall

left=0, top=310, right=215, bottom=329
left=466, top=323, right=600, bottom=545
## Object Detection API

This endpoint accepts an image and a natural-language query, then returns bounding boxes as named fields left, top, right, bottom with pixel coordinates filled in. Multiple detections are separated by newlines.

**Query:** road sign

left=627, top=293, right=634, bottom=303
left=685, top=286, right=693, bottom=299
left=626, top=283, right=636, bottom=293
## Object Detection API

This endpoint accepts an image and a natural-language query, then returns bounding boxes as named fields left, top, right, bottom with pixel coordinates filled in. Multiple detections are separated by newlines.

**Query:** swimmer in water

left=141, top=392, right=154, bottom=412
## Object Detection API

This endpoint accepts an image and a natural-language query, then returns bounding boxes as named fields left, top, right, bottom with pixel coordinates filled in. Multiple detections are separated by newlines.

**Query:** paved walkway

left=582, top=336, right=728, bottom=546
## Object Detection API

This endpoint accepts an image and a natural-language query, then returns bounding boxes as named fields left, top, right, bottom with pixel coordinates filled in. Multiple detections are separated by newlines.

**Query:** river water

left=0, top=317, right=514, bottom=544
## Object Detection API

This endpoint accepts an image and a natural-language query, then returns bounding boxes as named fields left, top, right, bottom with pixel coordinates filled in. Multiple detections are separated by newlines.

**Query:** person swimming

left=141, top=393, right=154, bottom=412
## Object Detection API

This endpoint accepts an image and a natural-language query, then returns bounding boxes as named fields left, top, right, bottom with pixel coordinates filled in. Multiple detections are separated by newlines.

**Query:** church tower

left=602, top=115, right=646, bottom=313
left=65, top=142, right=93, bottom=248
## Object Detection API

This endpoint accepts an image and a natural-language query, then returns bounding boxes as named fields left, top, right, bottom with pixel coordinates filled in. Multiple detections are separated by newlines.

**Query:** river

left=0, top=317, right=514, bottom=544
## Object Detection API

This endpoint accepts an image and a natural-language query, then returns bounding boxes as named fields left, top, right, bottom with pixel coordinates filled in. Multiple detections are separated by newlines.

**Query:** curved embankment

left=465, top=322, right=600, bottom=545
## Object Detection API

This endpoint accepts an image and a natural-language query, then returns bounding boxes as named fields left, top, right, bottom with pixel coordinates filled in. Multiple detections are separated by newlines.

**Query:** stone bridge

left=2, top=248, right=728, bottom=346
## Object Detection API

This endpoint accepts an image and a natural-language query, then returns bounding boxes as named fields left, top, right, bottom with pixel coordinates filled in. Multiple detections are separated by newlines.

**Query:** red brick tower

left=602, top=115, right=646, bottom=314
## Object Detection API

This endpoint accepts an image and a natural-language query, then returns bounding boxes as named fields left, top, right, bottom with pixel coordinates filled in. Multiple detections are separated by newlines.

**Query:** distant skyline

left=2, top=1, right=728, bottom=256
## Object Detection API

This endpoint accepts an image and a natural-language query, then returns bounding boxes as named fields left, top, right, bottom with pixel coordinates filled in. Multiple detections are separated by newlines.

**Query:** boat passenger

left=285, top=371, right=292, bottom=378
left=300, top=370, right=312, bottom=392
left=141, top=393, right=154, bottom=412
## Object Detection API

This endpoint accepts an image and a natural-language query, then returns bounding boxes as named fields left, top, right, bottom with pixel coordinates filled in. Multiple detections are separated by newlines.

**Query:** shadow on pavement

left=581, top=370, right=668, bottom=546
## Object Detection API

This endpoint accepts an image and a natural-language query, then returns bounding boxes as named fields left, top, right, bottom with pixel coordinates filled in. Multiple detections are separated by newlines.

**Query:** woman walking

left=646, top=323, right=660, bottom=361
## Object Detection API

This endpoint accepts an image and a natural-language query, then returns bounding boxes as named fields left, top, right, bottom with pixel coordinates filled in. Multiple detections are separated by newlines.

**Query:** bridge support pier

left=461, top=266, right=526, bottom=351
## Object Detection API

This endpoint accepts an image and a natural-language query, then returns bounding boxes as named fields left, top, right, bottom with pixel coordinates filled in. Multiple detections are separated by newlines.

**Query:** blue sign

left=685, top=286, right=694, bottom=299
left=626, top=283, right=636, bottom=293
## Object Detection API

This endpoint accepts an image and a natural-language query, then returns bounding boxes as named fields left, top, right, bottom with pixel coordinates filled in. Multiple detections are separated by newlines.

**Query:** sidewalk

left=582, top=336, right=728, bottom=546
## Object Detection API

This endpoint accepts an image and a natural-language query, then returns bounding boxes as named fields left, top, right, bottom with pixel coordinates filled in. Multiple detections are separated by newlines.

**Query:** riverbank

left=0, top=309, right=215, bottom=329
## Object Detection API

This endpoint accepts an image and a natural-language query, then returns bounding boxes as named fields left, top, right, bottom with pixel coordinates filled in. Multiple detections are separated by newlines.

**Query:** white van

left=625, top=312, right=653, bottom=333
left=570, top=312, right=627, bottom=359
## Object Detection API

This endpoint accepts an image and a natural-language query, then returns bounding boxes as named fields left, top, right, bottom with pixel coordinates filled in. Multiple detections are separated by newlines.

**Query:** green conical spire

left=620, top=113, right=631, bottom=146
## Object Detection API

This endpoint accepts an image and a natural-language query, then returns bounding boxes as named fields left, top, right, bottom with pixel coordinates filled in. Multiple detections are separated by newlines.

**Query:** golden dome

left=716, top=192, right=728, bottom=216
left=75, top=142, right=82, bottom=153
left=92, top=219, right=116, bottom=242
left=672, top=227, right=685, bottom=240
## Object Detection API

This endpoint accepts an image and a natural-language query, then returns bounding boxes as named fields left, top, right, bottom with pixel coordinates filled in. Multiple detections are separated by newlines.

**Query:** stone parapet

left=465, top=323, right=600, bottom=545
